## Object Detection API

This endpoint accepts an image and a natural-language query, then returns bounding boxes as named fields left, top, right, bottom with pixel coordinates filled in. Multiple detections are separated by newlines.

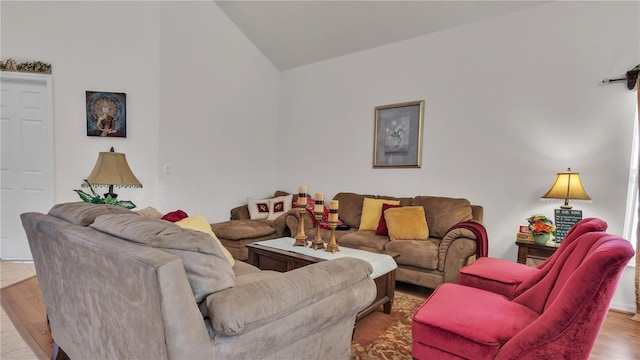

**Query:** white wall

left=277, top=1, right=639, bottom=311
left=1, top=1, right=280, bottom=223
left=1, top=1, right=161, bottom=209
left=157, top=2, right=280, bottom=221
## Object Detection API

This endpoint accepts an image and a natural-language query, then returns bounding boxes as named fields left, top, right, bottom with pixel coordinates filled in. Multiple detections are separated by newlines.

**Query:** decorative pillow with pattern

left=247, top=198, right=270, bottom=220
left=267, top=194, right=293, bottom=220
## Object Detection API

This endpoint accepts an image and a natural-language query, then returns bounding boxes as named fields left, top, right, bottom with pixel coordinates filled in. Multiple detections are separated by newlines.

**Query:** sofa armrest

left=230, top=205, right=250, bottom=220
left=284, top=208, right=316, bottom=237
left=438, top=228, right=478, bottom=283
left=204, top=257, right=376, bottom=336
left=272, top=212, right=291, bottom=237
left=471, top=205, right=483, bottom=223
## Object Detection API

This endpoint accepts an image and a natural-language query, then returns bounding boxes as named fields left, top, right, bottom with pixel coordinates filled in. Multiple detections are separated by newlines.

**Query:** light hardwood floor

left=1, top=260, right=639, bottom=359
left=1, top=261, right=38, bottom=359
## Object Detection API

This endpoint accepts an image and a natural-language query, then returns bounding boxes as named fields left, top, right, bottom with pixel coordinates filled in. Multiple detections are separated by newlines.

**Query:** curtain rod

left=601, top=66, right=639, bottom=90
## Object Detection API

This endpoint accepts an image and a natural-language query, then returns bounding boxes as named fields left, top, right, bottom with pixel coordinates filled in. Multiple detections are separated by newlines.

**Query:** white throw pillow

left=247, top=198, right=270, bottom=220
left=268, top=194, right=293, bottom=220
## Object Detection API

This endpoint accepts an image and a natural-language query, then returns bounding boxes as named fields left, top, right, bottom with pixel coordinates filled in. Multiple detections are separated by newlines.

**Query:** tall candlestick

left=294, top=188, right=308, bottom=246
left=311, top=192, right=325, bottom=250
left=326, top=220, right=339, bottom=253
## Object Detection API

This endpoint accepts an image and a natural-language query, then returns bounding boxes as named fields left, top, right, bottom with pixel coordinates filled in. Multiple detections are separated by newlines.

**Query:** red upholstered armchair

left=412, top=230, right=634, bottom=360
left=457, top=218, right=608, bottom=297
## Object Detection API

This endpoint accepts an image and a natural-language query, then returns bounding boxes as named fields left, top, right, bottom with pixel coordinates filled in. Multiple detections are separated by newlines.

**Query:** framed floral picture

left=373, top=100, right=424, bottom=168
left=86, top=91, right=126, bottom=137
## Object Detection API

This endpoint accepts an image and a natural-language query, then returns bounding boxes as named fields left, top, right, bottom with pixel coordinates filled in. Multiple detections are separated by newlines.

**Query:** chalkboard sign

left=554, top=209, right=583, bottom=243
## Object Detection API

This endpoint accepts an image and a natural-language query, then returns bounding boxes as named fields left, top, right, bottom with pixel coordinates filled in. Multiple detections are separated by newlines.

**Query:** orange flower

left=531, top=220, right=551, bottom=233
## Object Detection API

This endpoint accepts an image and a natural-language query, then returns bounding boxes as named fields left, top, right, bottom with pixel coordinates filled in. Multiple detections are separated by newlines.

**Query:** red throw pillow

left=375, top=203, right=402, bottom=236
left=162, top=210, right=189, bottom=223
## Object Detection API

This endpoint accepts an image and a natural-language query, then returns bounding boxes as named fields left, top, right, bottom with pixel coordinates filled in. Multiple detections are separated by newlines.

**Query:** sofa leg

left=52, top=343, right=69, bottom=360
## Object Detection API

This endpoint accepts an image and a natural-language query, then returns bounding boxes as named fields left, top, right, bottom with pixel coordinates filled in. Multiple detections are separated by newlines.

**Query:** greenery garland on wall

left=1, top=58, right=52, bottom=73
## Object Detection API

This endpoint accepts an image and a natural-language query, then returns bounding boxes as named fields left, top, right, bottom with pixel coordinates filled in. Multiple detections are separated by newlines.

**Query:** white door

left=1, top=72, right=54, bottom=259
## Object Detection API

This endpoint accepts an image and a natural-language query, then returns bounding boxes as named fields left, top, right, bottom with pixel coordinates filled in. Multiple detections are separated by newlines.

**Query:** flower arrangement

left=385, top=119, right=408, bottom=151
left=527, top=214, right=556, bottom=235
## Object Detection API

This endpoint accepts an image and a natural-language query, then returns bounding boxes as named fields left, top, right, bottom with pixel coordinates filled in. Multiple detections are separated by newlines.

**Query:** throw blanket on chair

left=446, top=221, right=488, bottom=258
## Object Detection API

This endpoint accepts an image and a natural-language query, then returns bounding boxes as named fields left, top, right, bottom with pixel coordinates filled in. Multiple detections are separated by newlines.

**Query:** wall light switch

left=163, top=163, right=171, bottom=174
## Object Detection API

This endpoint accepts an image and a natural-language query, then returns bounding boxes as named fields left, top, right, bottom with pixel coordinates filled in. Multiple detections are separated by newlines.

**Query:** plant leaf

left=104, top=195, right=118, bottom=205
left=90, top=197, right=105, bottom=204
left=73, top=189, right=95, bottom=203
left=83, top=179, right=100, bottom=198
left=116, top=200, right=137, bottom=209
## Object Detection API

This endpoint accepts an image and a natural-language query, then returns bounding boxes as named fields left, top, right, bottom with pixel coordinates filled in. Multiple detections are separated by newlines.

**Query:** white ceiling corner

left=214, top=1, right=549, bottom=71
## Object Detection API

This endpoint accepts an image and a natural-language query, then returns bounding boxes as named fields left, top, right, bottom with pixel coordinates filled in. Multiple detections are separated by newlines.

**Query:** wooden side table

left=516, top=241, right=559, bottom=267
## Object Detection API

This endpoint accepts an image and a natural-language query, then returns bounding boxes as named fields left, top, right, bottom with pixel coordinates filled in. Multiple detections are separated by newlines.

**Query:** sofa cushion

left=204, top=257, right=372, bottom=336
left=385, top=206, right=429, bottom=241
left=359, top=198, right=401, bottom=231
left=375, top=203, right=402, bottom=236
left=412, top=283, right=538, bottom=360
left=136, top=206, right=164, bottom=219
left=338, top=230, right=389, bottom=251
left=385, top=239, right=440, bottom=270
left=411, top=196, right=473, bottom=238
left=176, top=214, right=236, bottom=267
left=48, top=202, right=134, bottom=226
left=332, top=192, right=376, bottom=229
left=90, top=214, right=235, bottom=303
left=247, top=198, right=271, bottom=220
left=212, top=219, right=276, bottom=240
left=378, top=195, right=413, bottom=206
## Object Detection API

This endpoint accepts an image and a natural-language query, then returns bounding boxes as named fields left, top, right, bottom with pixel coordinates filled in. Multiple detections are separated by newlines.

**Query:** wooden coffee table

left=246, top=240, right=399, bottom=322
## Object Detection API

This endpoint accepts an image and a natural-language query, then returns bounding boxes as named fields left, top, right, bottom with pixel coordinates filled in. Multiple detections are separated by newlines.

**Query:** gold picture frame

left=373, top=100, right=424, bottom=168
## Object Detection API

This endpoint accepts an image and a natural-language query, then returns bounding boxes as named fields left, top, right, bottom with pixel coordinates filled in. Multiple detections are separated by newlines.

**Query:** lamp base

left=559, top=204, right=572, bottom=209
left=104, top=192, right=118, bottom=199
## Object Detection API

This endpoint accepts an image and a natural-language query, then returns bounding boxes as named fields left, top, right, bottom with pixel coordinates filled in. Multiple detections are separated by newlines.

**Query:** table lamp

left=83, top=147, right=142, bottom=198
left=540, top=168, right=591, bottom=209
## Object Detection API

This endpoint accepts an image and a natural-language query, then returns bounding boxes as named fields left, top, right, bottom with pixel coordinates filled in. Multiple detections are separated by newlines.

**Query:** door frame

left=1, top=71, right=54, bottom=259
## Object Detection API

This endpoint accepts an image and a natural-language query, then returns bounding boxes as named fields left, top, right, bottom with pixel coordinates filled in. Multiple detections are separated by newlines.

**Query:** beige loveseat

left=284, top=192, right=486, bottom=289
left=212, top=190, right=295, bottom=261
left=21, top=202, right=376, bottom=360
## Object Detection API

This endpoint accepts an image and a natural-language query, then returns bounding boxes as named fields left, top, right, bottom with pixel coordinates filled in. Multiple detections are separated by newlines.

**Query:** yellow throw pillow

left=384, top=206, right=429, bottom=241
left=176, top=214, right=236, bottom=267
left=359, top=198, right=401, bottom=231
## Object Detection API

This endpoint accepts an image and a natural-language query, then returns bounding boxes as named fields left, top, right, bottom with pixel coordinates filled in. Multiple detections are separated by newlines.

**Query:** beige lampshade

left=541, top=168, right=591, bottom=209
left=84, top=149, right=142, bottom=188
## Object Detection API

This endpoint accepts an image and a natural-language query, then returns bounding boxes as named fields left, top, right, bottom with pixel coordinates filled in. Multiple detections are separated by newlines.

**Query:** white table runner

left=255, top=237, right=398, bottom=279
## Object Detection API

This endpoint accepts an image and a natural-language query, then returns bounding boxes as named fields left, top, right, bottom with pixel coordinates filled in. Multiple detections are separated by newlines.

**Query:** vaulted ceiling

left=215, top=1, right=548, bottom=70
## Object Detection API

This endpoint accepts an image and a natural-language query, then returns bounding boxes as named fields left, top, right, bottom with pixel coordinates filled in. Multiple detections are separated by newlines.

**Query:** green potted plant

left=74, top=179, right=136, bottom=209
left=527, top=214, right=556, bottom=245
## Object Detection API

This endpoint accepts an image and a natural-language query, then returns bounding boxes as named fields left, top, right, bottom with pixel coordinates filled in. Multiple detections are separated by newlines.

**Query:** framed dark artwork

left=373, top=100, right=424, bottom=168
left=554, top=209, right=583, bottom=243
left=86, top=91, right=126, bottom=137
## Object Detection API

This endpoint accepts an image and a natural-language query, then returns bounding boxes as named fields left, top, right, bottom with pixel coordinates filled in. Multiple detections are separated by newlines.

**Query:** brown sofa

left=22, top=202, right=376, bottom=360
left=284, top=192, right=486, bottom=289
left=211, top=190, right=295, bottom=261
